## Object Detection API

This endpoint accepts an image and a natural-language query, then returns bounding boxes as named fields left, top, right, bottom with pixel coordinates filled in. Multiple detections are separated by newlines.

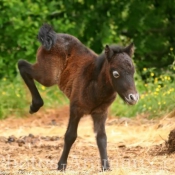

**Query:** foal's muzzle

left=125, top=93, right=139, bottom=105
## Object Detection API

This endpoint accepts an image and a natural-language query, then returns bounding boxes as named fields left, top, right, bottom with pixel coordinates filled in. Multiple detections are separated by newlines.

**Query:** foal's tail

left=37, top=24, right=57, bottom=51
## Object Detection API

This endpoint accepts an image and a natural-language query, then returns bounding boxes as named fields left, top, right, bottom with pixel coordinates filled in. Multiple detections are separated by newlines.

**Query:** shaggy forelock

left=109, top=45, right=126, bottom=54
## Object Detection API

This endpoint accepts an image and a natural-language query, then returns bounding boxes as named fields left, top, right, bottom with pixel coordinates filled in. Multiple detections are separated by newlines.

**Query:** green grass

left=0, top=76, right=27, bottom=119
left=0, top=75, right=68, bottom=119
left=1, top=65, right=175, bottom=119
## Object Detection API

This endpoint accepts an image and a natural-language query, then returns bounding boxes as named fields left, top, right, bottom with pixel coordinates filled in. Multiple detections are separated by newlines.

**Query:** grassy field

left=1, top=64, right=175, bottom=119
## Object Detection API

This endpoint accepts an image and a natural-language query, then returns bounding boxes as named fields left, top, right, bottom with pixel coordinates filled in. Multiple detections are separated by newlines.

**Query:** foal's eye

left=113, top=71, right=120, bottom=78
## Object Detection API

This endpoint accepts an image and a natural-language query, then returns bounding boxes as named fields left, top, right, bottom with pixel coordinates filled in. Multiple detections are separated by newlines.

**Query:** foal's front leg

left=91, top=112, right=110, bottom=171
left=58, top=105, right=82, bottom=171
left=18, top=60, right=44, bottom=114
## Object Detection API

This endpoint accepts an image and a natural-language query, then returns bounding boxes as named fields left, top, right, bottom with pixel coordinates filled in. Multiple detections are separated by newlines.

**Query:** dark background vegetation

left=1, top=0, right=175, bottom=78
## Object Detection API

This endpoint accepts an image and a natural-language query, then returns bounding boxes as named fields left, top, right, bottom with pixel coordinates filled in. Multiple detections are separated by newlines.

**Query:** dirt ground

left=0, top=106, right=175, bottom=175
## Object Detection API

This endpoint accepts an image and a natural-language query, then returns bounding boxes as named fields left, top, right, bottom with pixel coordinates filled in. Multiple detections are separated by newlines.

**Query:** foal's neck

left=94, top=55, right=114, bottom=95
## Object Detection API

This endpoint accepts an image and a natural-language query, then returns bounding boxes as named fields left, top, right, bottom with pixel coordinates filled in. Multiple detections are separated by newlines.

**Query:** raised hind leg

left=18, top=59, right=53, bottom=114
left=58, top=104, right=82, bottom=171
left=91, top=111, right=110, bottom=171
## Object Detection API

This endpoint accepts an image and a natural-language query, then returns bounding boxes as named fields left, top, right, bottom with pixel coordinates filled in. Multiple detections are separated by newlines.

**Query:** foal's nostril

left=129, top=94, right=135, bottom=101
left=125, top=93, right=139, bottom=104
left=129, top=93, right=139, bottom=101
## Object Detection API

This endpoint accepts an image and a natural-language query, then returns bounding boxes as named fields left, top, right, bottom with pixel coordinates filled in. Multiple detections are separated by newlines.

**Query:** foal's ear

left=124, top=42, right=135, bottom=57
left=105, top=45, right=114, bottom=62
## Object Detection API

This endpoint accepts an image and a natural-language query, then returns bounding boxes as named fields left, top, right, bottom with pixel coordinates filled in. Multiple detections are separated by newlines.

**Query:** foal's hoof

left=57, top=162, right=67, bottom=171
left=101, top=164, right=111, bottom=172
left=29, top=100, right=44, bottom=114
left=102, top=167, right=111, bottom=172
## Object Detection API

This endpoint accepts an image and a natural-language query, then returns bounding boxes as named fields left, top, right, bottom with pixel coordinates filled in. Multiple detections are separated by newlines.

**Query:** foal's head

left=105, top=43, right=139, bottom=105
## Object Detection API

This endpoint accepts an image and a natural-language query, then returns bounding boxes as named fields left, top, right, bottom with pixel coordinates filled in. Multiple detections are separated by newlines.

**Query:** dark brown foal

left=18, top=24, right=139, bottom=171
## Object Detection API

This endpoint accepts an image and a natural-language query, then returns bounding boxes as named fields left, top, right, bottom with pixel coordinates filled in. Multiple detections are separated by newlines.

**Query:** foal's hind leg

left=91, top=112, right=110, bottom=171
left=18, top=59, right=46, bottom=114
left=58, top=105, right=83, bottom=171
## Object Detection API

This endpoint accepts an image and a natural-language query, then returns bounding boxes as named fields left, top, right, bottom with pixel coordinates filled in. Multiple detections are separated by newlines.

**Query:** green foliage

left=1, top=0, right=175, bottom=77
left=124, top=0, right=175, bottom=72
left=0, top=0, right=46, bottom=77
